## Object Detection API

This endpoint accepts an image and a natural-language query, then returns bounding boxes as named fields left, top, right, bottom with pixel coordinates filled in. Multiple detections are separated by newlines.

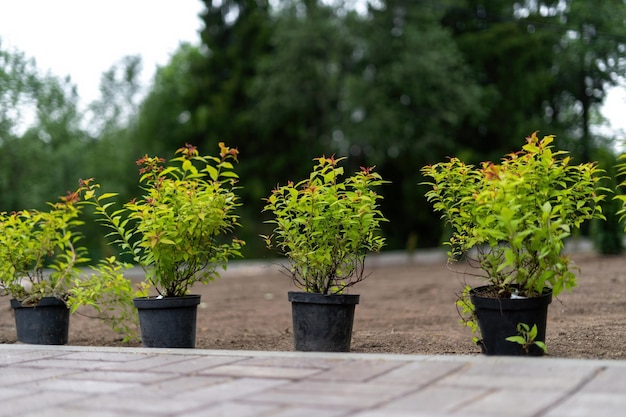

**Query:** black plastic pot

left=288, top=291, right=360, bottom=352
left=10, top=297, right=70, bottom=345
left=470, top=285, right=552, bottom=356
left=133, top=295, right=201, bottom=348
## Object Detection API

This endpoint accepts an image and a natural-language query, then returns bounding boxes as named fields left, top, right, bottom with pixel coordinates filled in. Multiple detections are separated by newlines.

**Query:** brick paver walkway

left=2, top=344, right=626, bottom=416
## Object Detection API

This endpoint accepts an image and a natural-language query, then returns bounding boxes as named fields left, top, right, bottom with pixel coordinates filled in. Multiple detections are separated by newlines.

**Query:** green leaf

left=206, top=165, right=219, bottom=181
left=505, top=336, right=527, bottom=345
left=97, top=193, right=118, bottom=201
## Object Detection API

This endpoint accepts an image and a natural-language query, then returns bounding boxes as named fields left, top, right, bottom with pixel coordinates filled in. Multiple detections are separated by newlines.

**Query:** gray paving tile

left=58, top=350, right=156, bottom=362
left=310, top=359, right=406, bottom=382
left=369, top=360, right=466, bottom=385
left=27, top=377, right=140, bottom=393
left=19, top=408, right=156, bottom=417
left=0, top=391, right=87, bottom=417
left=175, top=377, right=290, bottom=403
left=199, top=363, right=324, bottom=379
left=251, top=405, right=353, bottom=417
left=0, top=366, right=78, bottom=386
left=437, top=360, right=599, bottom=391
left=352, top=411, right=464, bottom=417
left=124, top=375, right=234, bottom=397
left=12, top=357, right=125, bottom=370
left=70, top=391, right=211, bottom=415
left=61, top=369, right=175, bottom=384
left=0, top=387, right=31, bottom=401
left=181, top=401, right=280, bottom=417
left=378, top=385, right=490, bottom=413
left=66, top=378, right=287, bottom=414
left=577, top=366, right=626, bottom=393
left=246, top=379, right=418, bottom=409
left=544, top=392, right=626, bottom=417
left=144, top=354, right=246, bottom=373
left=457, top=388, right=566, bottom=416
left=98, top=353, right=204, bottom=371
left=241, top=355, right=347, bottom=369
left=3, top=345, right=626, bottom=417
left=0, top=348, right=70, bottom=365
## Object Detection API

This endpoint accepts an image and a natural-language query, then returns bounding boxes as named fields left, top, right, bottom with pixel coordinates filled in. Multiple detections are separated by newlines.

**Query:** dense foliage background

left=1, top=0, right=625, bottom=260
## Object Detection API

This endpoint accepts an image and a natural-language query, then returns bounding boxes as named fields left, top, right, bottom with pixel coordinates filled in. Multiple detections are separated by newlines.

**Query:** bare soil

left=2, top=251, right=626, bottom=359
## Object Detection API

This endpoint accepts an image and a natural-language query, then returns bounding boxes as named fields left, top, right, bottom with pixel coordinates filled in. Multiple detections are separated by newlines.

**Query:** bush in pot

left=421, top=133, right=606, bottom=355
left=0, top=189, right=141, bottom=344
left=81, top=143, right=245, bottom=348
left=262, top=155, right=388, bottom=352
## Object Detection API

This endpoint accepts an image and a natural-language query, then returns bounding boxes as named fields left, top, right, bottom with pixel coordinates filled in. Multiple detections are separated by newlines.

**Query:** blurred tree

left=82, top=56, right=150, bottom=258
left=0, top=41, right=40, bottom=210
left=592, top=144, right=623, bottom=255
left=441, top=0, right=560, bottom=162
left=86, top=55, right=143, bottom=137
left=191, top=0, right=272, bottom=148
left=0, top=40, right=88, bottom=211
left=442, top=0, right=626, bottom=162
left=133, top=44, right=207, bottom=157
left=542, top=0, right=626, bottom=161
left=339, top=0, right=483, bottom=248
left=247, top=0, right=350, bottom=195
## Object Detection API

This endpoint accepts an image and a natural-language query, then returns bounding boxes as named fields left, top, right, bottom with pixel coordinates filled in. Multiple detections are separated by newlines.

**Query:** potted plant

left=0, top=189, right=139, bottom=344
left=81, top=143, right=244, bottom=348
left=262, top=155, right=388, bottom=352
left=421, top=132, right=606, bottom=355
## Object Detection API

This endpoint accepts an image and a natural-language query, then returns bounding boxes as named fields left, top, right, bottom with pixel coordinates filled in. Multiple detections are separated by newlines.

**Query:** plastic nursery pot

left=10, top=297, right=70, bottom=345
left=133, top=295, right=201, bottom=348
left=470, top=285, right=552, bottom=356
left=288, top=291, right=360, bottom=352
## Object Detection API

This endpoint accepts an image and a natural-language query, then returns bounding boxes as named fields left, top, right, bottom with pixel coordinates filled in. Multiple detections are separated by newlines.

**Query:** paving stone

left=250, top=405, right=354, bottom=417
left=19, top=408, right=156, bottom=417
left=8, top=357, right=124, bottom=370
left=437, top=360, right=600, bottom=392
left=576, top=366, right=626, bottom=393
left=456, top=388, right=566, bottom=416
left=26, top=377, right=140, bottom=393
left=368, top=360, right=466, bottom=386
left=58, top=350, right=155, bottom=362
left=144, top=354, right=246, bottom=374
left=543, top=392, right=626, bottom=417
left=240, top=355, right=347, bottom=370
left=70, top=391, right=211, bottom=415
left=377, top=385, right=490, bottom=413
left=2, top=345, right=626, bottom=417
left=0, top=366, right=78, bottom=386
left=200, top=363, right=324, bottom=379
left=0, top=349, right=70, bottom=365
left=351, top=411, right=466, bottom=417
left=174, top=377, right=290, bottom=403
left=60, top=369, right=175, bottom=384
left=181, top=401, right=280, bottom=417
left=0, top=387, right=32, bottom=401
left=124, top=375, right=234, bottom=397
left=98, top=354, right=204, bottom=371
left=246, top=379, right=418, bottom=409
left=0, top=391, right=87, bottom=417
left=310, top=359, right=406, bottom=382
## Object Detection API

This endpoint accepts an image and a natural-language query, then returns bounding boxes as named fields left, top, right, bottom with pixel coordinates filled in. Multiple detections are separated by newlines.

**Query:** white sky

left=0, top=0, right=204, bottom=105
left=0, top=0, right=624, bottom=138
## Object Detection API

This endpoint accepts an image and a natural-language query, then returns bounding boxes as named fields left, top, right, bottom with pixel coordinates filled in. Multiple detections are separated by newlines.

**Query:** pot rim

left=287, top=291, right=360, bottom=305
left=469, top=285, right=552, bottom=310
left=133, top=294, right=201, bottom=309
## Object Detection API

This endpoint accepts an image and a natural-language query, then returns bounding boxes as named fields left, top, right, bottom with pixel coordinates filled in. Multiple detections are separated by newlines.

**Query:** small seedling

left=506, top=322, right=547, bottom=354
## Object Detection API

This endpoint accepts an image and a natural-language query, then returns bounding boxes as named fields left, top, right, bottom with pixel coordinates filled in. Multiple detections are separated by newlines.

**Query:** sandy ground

left=1, top=249, right=626, bottom=359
